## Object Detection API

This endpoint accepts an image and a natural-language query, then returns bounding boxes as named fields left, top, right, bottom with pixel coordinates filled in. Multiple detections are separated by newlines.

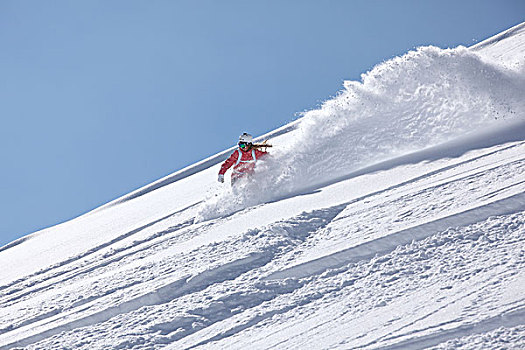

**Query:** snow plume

left=277, top=46, right=524, bottom=187
left=196, top=45, right=525, bottom=221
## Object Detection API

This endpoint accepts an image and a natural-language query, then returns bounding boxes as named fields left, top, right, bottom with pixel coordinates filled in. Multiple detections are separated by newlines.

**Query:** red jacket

left=219, top=147, right=268, bottom=180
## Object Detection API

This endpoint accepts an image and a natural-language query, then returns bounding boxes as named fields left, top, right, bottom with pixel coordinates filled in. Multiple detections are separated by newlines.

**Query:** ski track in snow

left=1, top=22, right=525, bottom=350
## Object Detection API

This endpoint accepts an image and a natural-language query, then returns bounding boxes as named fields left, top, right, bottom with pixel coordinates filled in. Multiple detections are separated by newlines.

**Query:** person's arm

left=219, top=151, right=239, bottom=175
left=255, top=148, right=268, bottom=160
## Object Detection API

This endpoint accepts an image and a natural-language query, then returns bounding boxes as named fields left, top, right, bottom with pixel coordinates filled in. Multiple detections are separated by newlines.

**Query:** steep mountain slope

left=0, top=22, right=524, bottom=349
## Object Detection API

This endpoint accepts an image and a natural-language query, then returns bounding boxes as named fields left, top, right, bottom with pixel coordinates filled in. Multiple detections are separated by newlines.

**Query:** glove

left=218, top=174, right=225, bottom=183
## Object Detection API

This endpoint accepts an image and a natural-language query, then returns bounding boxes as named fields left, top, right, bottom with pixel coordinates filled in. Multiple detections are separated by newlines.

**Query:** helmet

left=239, top=132, right=253, bottom=143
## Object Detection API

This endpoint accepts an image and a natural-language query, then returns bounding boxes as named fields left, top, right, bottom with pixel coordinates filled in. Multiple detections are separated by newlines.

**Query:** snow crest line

left=266, top=191, right=525, bottom=281
left=471, top=22, right=525, bottom=51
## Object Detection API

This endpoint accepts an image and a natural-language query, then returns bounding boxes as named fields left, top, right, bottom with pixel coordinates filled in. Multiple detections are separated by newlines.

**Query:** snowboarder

left=218, top=132, right=269, bottom=185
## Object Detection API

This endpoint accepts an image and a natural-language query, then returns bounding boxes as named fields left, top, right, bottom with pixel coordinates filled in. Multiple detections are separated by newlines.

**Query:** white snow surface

left=1, top=22, right=524, bottom=349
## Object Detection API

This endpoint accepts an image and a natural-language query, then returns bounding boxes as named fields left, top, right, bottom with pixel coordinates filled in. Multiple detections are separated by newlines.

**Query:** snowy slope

left=1, top=22, right=524, bottom=350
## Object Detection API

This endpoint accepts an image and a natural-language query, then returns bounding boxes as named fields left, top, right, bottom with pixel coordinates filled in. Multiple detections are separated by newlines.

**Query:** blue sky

left=0, top=0, right=523, bottom=247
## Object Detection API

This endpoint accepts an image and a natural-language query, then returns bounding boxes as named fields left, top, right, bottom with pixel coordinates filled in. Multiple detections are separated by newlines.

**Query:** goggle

left=238, top=142, right=249, bottom=148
